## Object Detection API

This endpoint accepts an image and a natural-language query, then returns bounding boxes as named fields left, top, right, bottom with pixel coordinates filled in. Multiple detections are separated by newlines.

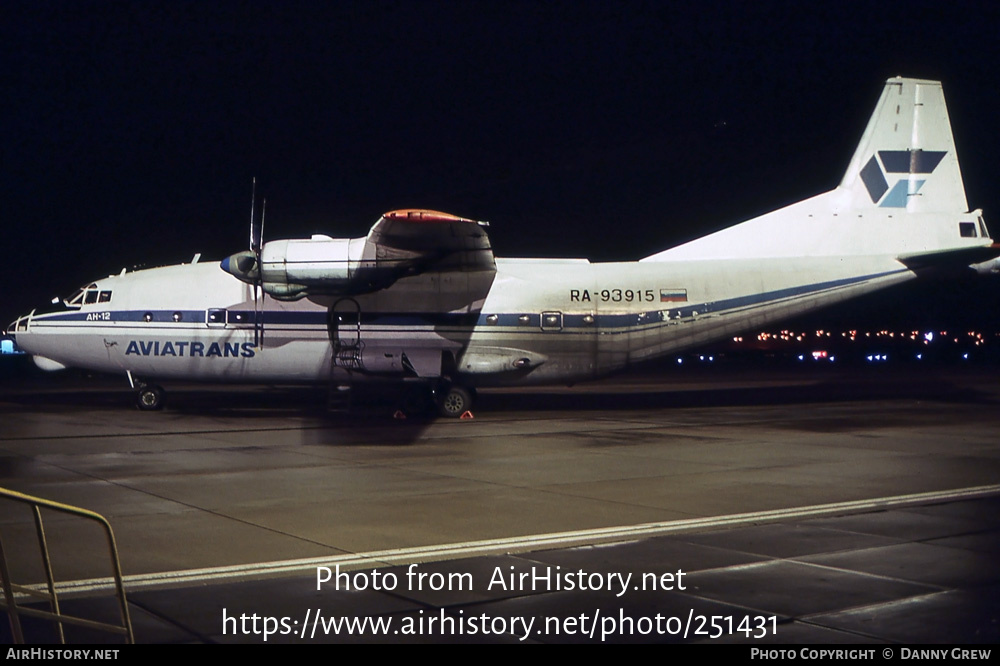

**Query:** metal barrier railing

left=0, top=487, right=133, bottom=643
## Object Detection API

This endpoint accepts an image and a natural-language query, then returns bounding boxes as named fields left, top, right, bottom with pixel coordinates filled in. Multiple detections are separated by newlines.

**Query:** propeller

left=248, top=179, right=266, bottom=349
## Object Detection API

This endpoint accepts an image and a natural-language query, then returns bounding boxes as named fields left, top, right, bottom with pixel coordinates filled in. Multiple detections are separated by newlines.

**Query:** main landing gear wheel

left=437, top=385, right=475, bottom=418
left=136, top=384, right=165, bottom=411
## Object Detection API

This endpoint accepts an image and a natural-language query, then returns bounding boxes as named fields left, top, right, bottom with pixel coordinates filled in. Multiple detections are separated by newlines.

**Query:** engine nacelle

left=260, top=236, right=359, bottom=283
left=260, top=236, right=370, bottom=299
left=221, top=209, right=495, bottom=300
left=223, top=235, right=412, bottom=300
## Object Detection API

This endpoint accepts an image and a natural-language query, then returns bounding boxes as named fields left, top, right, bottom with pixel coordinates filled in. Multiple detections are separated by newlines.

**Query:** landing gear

left=135, top=384, right=165, bottom=411
left=396, top=382, right=477, bottom=418
left=436, top=384, right=475, bottom=418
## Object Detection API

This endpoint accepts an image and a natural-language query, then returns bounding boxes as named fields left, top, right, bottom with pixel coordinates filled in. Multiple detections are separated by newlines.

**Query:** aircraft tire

left=437, top=385, right=473, bottom=418
left=136, top=385, right=165, bottom=411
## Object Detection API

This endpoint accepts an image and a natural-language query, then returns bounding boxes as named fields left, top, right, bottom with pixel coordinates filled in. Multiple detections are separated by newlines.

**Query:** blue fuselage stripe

left=28, top=269, right=904, bottom=332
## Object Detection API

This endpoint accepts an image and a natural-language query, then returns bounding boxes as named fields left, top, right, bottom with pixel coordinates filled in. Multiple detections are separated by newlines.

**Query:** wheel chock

left=393, top=410, right=407, bottom=420
left=460, top=410, right=474, bottom=420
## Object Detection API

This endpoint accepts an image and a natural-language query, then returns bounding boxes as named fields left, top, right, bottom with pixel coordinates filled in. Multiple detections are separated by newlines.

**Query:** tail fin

left=644, top=77, right=990, bottom=262
left=840, top=77, right=968, bottom=214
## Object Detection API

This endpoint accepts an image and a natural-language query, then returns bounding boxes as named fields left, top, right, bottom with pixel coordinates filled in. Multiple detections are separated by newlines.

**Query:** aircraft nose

left=6, top=312, right=31, bottom=340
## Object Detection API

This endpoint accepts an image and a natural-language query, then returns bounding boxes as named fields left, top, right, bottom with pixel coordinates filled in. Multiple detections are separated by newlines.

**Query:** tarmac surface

left=1, top=363, right=998, bottom=644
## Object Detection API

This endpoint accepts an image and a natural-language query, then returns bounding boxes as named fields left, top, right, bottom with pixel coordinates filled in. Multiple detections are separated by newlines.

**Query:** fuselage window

left=959, top=222, right=977, bottom=238
left=99, top=291, right=112, bottom=303
left=541, top=311, right=563, bottom=331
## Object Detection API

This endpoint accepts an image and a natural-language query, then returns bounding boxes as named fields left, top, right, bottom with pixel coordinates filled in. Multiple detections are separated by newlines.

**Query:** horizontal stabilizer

left=897, top=244, right=1000, bottom=270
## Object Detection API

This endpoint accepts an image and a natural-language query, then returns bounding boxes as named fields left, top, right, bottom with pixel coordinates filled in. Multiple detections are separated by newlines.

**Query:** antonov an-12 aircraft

left=9, top=77, right=999, bottom=416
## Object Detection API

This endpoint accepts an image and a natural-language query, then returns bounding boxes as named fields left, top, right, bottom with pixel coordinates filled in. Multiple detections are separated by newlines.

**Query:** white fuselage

left=10, top=253, right=913, bottom=387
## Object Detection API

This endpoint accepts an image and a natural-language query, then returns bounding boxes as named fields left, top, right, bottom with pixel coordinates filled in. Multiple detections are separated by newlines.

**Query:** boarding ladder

left=327, top=299, right=365, bottom=412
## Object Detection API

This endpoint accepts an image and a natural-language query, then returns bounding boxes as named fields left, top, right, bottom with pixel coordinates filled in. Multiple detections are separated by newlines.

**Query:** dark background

left=4, top=1, right=999, bottom=330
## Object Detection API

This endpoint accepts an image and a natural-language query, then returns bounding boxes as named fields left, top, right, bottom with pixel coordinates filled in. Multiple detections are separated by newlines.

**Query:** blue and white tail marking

left=644, top=77, right=989, bottom=263
left=841, top=77, right=967, bottom=214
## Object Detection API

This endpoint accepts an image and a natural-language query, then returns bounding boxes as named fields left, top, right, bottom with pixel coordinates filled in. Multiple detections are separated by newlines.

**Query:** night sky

left=4, top=1, right=1000, bottom=329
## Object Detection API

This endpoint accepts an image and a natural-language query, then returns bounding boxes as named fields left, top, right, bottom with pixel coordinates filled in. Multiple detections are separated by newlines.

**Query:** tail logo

left=859, top=149, right=947, bottom=207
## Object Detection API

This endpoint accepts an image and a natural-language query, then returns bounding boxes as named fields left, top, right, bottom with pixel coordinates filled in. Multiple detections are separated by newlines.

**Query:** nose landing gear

left=135, top=384, right=165, bottom=411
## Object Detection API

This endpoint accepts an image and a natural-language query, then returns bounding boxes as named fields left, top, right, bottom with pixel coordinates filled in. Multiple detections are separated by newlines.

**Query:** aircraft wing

left=366, top=209, right=495, bottom=273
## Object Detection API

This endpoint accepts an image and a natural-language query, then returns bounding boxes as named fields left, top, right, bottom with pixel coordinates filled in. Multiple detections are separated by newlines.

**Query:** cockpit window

left=63, top=283, right=109, bottom=309
left=65, top=289, right=85, bottom=307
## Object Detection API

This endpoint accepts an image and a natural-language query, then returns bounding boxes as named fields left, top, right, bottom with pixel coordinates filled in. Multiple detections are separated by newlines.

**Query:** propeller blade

left=246, top=180, right=265, bottom=349
left=249, top=177, right=259, bottom=252
left=259, top=198, right=266, bottom=255
left=255, top=198, right=266, bottom=349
